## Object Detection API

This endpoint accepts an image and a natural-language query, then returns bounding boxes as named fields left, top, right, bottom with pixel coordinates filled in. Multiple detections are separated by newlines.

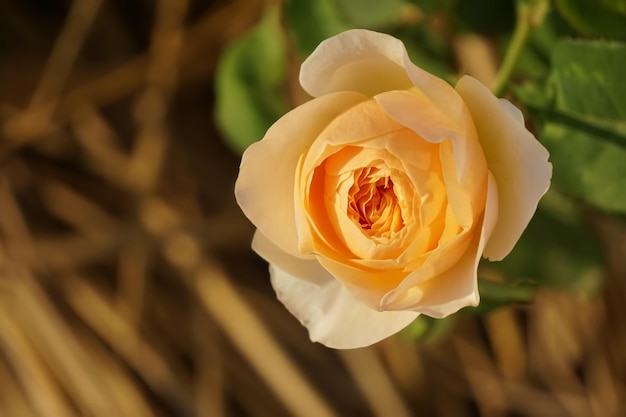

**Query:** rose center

left=347, top=167, right=404, bottom=238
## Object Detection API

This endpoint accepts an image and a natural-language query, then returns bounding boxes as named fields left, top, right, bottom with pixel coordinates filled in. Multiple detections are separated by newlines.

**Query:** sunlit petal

left=252, top=231, right=328, bottom=286
left=300, top=29, right=413, bottom=97
left=270, top=264, right=419, bottom=349
left=235, top=91, right=369, bottom=258
left=382, top=172, right=498, bottom=313
left=455, top=76, right=551, bottom=261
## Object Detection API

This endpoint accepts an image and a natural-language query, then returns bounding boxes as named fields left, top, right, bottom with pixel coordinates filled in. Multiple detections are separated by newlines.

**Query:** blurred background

left=0, top=0, right=625, bottom=416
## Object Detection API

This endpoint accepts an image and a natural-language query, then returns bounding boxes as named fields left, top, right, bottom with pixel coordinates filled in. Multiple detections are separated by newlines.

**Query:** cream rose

left=235, top=29, right=551, bottom=349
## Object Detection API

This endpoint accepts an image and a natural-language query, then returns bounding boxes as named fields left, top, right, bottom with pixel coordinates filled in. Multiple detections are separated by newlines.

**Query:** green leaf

left=401, top=314, right=458, bottom=343
left=540, top=40, right=626, bottom=212
left=542, top=121, right=626, bottom=212
left=392, top=25, right=455, bottom=82
left=488, top=191, right=604, bottom=293
left=553, top=41, right=626, bottom=120
left=555, top=0, right=626, bottom=39
left=336, top=0, right=406, bottom=28
left=406, top=0, right=439, bottom=12
left=469, top=280, right=537, bottom=314
left=512, top=78, right=554, bottom=111
left=600, top=0, right=626, bottom=15
left=451, top=0, right=516, bottom=35
left=469, top=278, right=540, bottom=314
left=512, top=10, right=574, bottom=82
left=214, top=7, right=289, bottom=153
left=284, top=0, right=352, bottom=57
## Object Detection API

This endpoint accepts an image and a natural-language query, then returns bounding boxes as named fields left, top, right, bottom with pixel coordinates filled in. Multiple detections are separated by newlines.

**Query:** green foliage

left=555, top=0, right=626, bottom=39
left=407, top=0, right=439, bottom=12
left=410, top=0, right=517, bottom=35
left=512, top=10, right=574, bottom=82
left=470, top=280, right=537, bottom=314
left=553, top=41, right=626, bottom=120
left=452, top=0, right=516, bottom=35
left=401, top=314, right=458, bottom=343
left=284, top=0, right=408, bottom=57
left=541, top=40, right=626, bottom=213
left=600, top=0, right=626, bottom=15
left=336, top=0, right=406, bottom=28
left=489, top=191, right=604, bottom=293
left=284, top=0, right=351, bottom=57
left=214, top=7, right=289, bottom=153
left=394, top=25, right=456, bottom=81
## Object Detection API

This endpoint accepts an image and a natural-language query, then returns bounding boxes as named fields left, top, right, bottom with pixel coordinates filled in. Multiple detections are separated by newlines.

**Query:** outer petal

left=455, top=76, right=551, bottom=261
left=252, top=231, right=327, bottom=285
left=382, top=172, right=499, bottom=315
left=301, top=29, right=473, bottom=131
left=235, top=91, right=369, bottom=258
left=270, top=265, right=419, bottom=349
left=300, top=29, right=414, bottom=97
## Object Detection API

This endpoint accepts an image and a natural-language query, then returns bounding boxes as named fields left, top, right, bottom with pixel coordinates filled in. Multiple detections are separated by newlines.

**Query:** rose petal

left=381, top=172, right=498, bottom=315
left=375, top=90, right=470, bottom=142
left=376, top=91, right=487, bottom=203
left=400, top=56, right=474, bottom=133
left=300, top=29, right=414, bottom=98
left=314, top=254, right=407, bottom=308
left=497, top=97, right=525, bottom=124
left=235, top=91, right=369, bottom=258
left=455, top=76, right=551, bottom=261
left=298, top=99, right=403, bottom=180
left=321, top=147, right=416, bottom=261
left=294, top=100, right=420, bottom=259
left=252, top=231, right=327, bottom=285
left=377, top=91, right=488, bottom=240
left=270, top=264, right=419, bottom=349
left=300, top=30, right=472, bottom=130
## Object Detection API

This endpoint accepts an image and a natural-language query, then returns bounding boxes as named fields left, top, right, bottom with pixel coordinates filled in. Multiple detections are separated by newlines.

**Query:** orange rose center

left=347, top=167, right=404, bottom=238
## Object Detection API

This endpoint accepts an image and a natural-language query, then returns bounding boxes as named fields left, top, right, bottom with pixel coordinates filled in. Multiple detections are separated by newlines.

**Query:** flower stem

left=491, top=0, right=549, bottom=97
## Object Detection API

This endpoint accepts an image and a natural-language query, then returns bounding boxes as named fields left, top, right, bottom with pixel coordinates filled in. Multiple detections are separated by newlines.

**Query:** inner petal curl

left=348, top=167, right=404, bottom=237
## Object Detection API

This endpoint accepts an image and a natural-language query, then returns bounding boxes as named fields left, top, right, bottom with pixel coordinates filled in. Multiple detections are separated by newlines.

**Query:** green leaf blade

left=215, top=7, right=289, bottom=153
left=555, top=0, right=626, bottom=39
left=540, top=40, right=626, bottom=213
left=284, top=0, right=352, bottom=57
left=487, top=191, right=604, bottom=293
left=553, top=41, right=626, bottom=120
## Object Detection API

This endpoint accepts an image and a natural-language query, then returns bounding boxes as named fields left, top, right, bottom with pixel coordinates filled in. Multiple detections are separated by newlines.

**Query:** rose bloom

left=235, top=29, right=551, bottom=349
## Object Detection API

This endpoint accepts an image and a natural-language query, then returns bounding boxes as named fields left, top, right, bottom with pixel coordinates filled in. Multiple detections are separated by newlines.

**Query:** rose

left=235, top=29, right=551, bottom=349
